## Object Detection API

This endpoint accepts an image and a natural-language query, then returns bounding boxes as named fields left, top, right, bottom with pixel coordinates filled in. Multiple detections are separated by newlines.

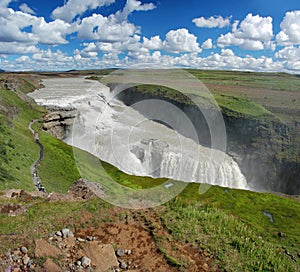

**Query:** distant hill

left=0, top=69, right=5, bottom=73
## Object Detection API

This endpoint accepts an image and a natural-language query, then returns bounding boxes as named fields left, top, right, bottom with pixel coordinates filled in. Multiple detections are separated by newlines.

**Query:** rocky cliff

left=43, top=107, right=76, bottom=140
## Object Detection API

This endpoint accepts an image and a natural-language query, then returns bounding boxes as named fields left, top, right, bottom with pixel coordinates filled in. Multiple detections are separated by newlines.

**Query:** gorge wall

left=116, top=87, right=300, bottom=195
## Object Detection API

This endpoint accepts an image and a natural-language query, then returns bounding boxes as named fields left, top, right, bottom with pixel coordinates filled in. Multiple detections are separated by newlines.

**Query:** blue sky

left=0, top=0, right=300, bottom=72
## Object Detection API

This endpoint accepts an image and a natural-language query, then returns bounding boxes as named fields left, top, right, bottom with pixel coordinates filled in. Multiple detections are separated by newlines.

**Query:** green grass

left=188, top=69, right=300, bottom=92
left=37, top=131, right=81, bottom=193
left=0, top=82, right=45, bottom=190
left=180, top=185, right=300, bottom=251
left=159, top=197, right=299, bottom=271
left=121, top=84, right=274, bottom=120
left=215, top=94, right=273, bottom=118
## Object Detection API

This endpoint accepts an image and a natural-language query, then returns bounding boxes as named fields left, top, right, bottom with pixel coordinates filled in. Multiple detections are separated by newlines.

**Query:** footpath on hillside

left=28, top=119, right=46, bottom=193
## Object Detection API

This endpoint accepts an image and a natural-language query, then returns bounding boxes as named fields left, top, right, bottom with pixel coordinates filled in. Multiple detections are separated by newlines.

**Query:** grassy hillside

left=0, top=73, right=299, bottom=271
left=0, top=78, right=43, bottom=190
left=0, top=76, right=80, bottom=192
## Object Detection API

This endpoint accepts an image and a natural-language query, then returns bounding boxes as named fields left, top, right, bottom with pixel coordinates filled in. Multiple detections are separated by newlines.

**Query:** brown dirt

left=76, top=222, right=178, bottom=272
left=35, top=239, right=62, bottom=258
left=0, top=187, right=222, bottom=271
left=39, top=258, right=61, bottom=272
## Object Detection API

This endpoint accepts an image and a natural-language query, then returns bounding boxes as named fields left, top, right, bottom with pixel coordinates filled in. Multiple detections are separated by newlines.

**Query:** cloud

left=276, top=10, right=300, bottom=45
left=275, top=46, right=300, bottom=60
left=193, top=15, right=231, bottom=28
left=76, top=1, right=156, bottom=43
left=51, top=0, right=115, bottom=22
left=19, top=3, right=36, bottom=15
left=0, top=7, right=75, bottom=46
left=115, top=0, right=156, bottom=21
left=164, top=28, right=201, bottom=53
left=77, top=14, right=137, bottom=42
left=217, top=13, right=273, bottom=50
left=221, top=48, right=235, bottom=56
left=32, top=18, right=75, bottom=45
left=0, top=17, right=35, bottom=43
left=15, top=55, right=30, bottom=63
left=201, top=38, right=213, bottom=49
left=143, top=35, right=163, bottom=50
left=0, top=42, right=39, bottom=55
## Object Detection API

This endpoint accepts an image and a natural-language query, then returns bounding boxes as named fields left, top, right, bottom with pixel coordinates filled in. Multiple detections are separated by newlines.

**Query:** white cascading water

left=29, top=77, right=249, bottom=190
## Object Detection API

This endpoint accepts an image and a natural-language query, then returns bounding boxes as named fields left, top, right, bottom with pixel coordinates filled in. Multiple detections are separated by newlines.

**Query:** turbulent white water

left=29, top=77, right=249, bottom=190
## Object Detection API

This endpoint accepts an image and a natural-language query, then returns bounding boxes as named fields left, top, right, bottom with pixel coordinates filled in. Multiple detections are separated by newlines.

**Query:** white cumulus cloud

left=276, top=10, right=300, bottom=45
left=0, top=42, right=39, bottom=55
left=201, top=38, right=213, bottom=49
left=51, top=0, right=115, bottom=22
left=32, top=18, right=75, bottom=45
left=193, top=15, right=231, bottom=28
left=143, top=36, right=163, bottom=50
left=164, top=28, right=201, bottom=53
left=217, top=13, right=273, bottom=50
left=77, top=14, right=137, bottom=42
left=275, top=46, right=300, bottom=60
left=115, top=0, right=156, bottom=21
left=19, top=3, right=36, bottom=15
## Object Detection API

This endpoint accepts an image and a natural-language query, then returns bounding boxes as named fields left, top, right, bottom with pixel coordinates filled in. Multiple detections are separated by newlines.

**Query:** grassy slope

left=0, top=77, right=80, bottom=193
left=0, top=73, right=299, bottom=271
left=0, top=82, right=43, bottom=190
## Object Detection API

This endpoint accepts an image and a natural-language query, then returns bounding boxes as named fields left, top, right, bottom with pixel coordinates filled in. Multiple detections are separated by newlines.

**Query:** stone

left=12, top=254, right=19, bottom=262
left=119, top=260, right=127, bottom=269
left=27, top=259, right=34, bottom=268
left=20, top=246, right=28, bottom=254
left=22, top=255, right=30, bottom=265
left=76, top=261, right=82, bottom=266
left=86, top=236, right=93, bottom=241
left=35, top=239, right=62, bottom=258
left=77, top=237, right=85, bottom=242
left=81, top=256, right=91, bottom=268
left=116, top=248, right=125, bottom=257
left=55, top=231, right=62, bottom=237
left=126, top=249, right=132, bottom=255
left=61, top=228, right=74, bottom=238
left=81, top=242, right=118, bottom=271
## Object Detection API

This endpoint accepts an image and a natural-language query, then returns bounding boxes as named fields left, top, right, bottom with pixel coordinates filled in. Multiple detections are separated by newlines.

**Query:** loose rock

left=86, top=236, right=94, bottom=241
left=22, top=255, right=30, bottom=265
left=81, top=256, right=91, bottom=268
left=119, top=260, right=127, bottom=269
left=55, top=231, right=62, bottom=237
left=20, top=246, right=28, bottom=254
left=62, top=228, right=74, bottom=238
left=116, top=248, right=125, bottom=257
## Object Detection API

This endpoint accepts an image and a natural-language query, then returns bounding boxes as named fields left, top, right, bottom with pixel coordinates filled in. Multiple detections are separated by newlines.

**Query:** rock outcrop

left=43, top=107, right=76, bottom=139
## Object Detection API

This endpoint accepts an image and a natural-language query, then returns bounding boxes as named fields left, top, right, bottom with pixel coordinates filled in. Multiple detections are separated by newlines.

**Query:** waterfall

left=29, top=77, right=249, bottom=191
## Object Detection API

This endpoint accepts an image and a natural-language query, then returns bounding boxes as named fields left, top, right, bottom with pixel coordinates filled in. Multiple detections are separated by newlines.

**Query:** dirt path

left=28, top=119, right=46, bottom=193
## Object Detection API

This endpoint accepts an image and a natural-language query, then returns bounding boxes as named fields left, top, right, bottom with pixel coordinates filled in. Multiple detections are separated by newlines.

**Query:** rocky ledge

left=43, top=107, right=76, bottom=139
